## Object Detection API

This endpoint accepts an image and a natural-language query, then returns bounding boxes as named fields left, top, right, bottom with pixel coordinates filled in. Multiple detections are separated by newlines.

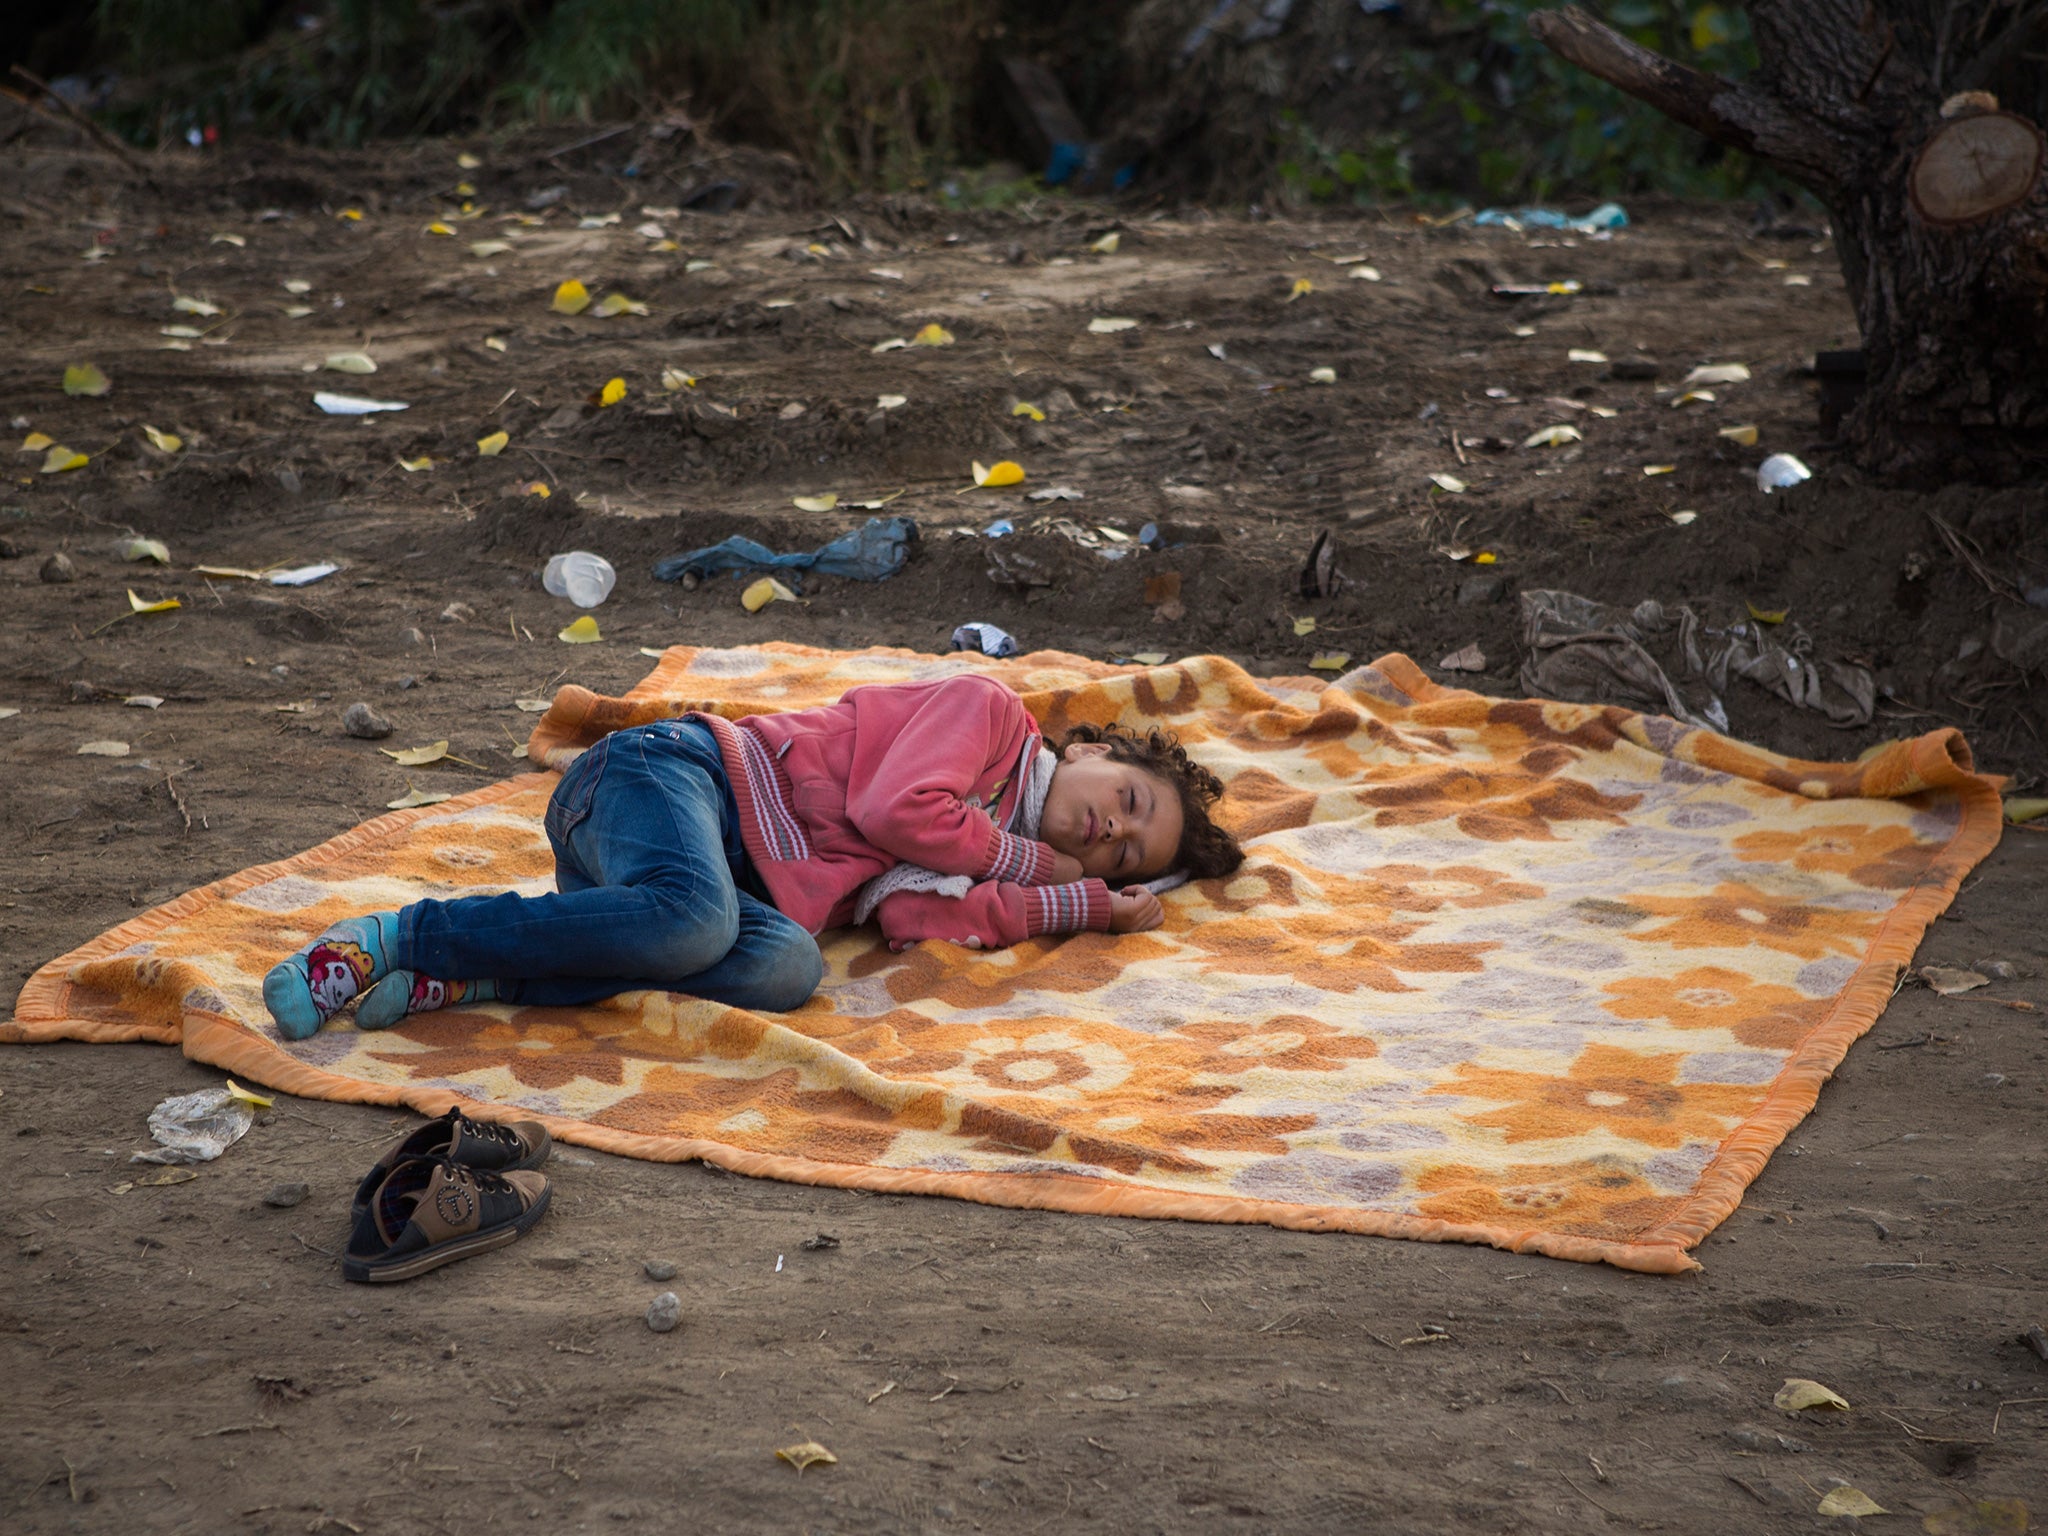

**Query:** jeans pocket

left=545, top=737, right=609, bottom=844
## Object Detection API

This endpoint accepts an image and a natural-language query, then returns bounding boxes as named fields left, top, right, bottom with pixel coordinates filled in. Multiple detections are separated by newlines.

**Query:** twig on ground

left=163, top=769, right=193, bottom=833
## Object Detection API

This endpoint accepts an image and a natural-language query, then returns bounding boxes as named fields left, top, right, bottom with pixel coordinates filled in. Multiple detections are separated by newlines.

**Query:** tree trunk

left=1528, top=2, right=2048, bottom=486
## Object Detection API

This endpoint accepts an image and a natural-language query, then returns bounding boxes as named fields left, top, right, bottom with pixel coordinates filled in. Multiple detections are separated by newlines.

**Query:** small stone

left=68, top=679, right=98, bottom=702
left=263, top=1180, right=310, bottom=1209
left=645, top=1290, right=682, bottom=1333
left=399, top=628, right=425, bottom=647
left=0, top=535, right=23, bottom=559
left=40, top=552, right=76, bottom=583
left=643, top=1259, right=677, bottom=1281
left=1457, top=573, right=1508, bottom=605
left=341, top=703, right=392, bottom=739
left=397, top=675, right=419, bottom=690
left=275, top=466, right=302, bottom=495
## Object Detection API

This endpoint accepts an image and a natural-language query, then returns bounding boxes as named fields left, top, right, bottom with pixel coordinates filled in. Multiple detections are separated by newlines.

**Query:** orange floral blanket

left=8, top=646, right=2000, bottom=1272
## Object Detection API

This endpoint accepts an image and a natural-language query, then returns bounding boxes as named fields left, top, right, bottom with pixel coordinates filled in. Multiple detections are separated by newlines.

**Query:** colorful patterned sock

left=355, top=970, right=502, bottom=1031
left=262, top=911, right=401, bottom=1040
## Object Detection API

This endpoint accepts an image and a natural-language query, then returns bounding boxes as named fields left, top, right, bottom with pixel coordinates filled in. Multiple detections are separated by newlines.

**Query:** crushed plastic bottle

left=1756, top=453, right=1813, bottom=493
left=543, top=550, right=617, bottom=608
left=133, top=1086, right=256, bottom=1165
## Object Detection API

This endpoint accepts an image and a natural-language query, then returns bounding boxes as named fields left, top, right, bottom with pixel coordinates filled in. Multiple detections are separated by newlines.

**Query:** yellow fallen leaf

left=172, top=296, right=222, bottom=316
left=280, top=308, right=312, bottom=321
left=283, top=279, right=312, bottom=294
left=1293, top=616, right=1317, bottom=637
left=593, top=293, right=649, bottom=317
left=20, top=431, right=53, bottom=451
left=1718, top=424, right=1759, bottom=446
left=485, top=336, right=507, bottom=351
left=558, top=615, right=602, bottom=643
left=77, top=740, right=130, bottom=756
left=775, top=1441, right=837, bottom=1474
left=1309, top=651, right=1352, bottom=671
left=972, top=460, right=1026, bottom=488
left=425, top=222, right=454, bottom=236
left=871, top=337, right=908, bottom=353
left=470, top=240, right=513, bottom=258
left=142, top=425, right=182, bottom=453
left=1817, top=1488, right=1886, bottom=1518
left=1087, top=317, right=1137, bottom=333
left=1669, top=510, right=1698, bottom=525
left=457, top=152, right=481, bottom=169
left=1523, top=424, right=1583, bottom=448
left=1747, top=601, right=1788, bottom=625
left=685, top=259, right=716, bottom=273
left=1428, top=472, right=1466, bottom=493
left=120, top=538, right=170, bottom=563
left=380, top=741, right=451, bottom=767
left=551, top=279, right=591, bottom=315
left=42, top=445, right=89, bottom=474
left=526, top=481, right=551, bottom=498
left=338, top=208, right=363, bottom=221
left=477, top=430, right=509, bottom=456
left=661, top=368, right=697, bottom=391
left=1011, top=402, right=1046, bottom=421
left=386, top=782, right=452, bottom=810
left=1683, top=362, right=1751, bottom=387
left=323, top=351, right=377, bottom=374
left=742, top=577, right=799, bottom=612
left=1308, top=367, right=1337, bottom=384
left=1672, top=389, right=1716, bottom=407
left=1286, top=277, right=1314, bottom=301
left=2004, top=797, right=2048, bottom=825
left=1089, top=231, right=1121, bottom=254
left=792, top=494, right=838, bottom=512
left=1773, top=1378, right=1849, bottom=1413
left=224, top=1080, right=274, bottom=1108
left=63, top=363, right=110, bottom=397
left=1568, top=348, right=1608, bottom=363
left=1349, top=265, right=1382, bottom=281
left=399, top=456, right=433, bottom=472
left=876, top=394, right=906, bottom=410
left=599, top=377, right=627, bottom=407
left=1643, top=464, right=1677, bottom=476
left=210, top=232, right=246, bottom=247
left=1128, top=652, right=1168, bottom=666
left=652, top=239, right=679, bottom=252
left=1474, top=552, right=1497, bottom=565
left=912, top=323, right=955, bottom=347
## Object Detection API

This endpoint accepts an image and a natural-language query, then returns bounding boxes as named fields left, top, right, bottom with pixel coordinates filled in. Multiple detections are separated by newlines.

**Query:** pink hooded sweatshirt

left=689, top=673, right=1113, bottom=949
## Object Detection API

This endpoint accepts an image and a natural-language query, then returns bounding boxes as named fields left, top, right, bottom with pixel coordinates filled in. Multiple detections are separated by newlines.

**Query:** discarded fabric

left=952, top=622, right=1018, bottom=659
left=652, top=517, right=917, bottom=585
left=1519, top=589, right=1875, bottom=730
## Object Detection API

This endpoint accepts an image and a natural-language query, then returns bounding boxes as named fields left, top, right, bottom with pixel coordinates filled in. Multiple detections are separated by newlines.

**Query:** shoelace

left=456, top=1114, right=520, bottom=1150
left=439, top=1160, right=514, bottom=1196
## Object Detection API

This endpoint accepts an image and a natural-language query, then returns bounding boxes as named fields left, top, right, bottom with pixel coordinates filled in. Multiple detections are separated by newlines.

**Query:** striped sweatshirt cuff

left=981, top=825, right=1055, bottom=885
left=1023, top=880, right=1112, bottom=936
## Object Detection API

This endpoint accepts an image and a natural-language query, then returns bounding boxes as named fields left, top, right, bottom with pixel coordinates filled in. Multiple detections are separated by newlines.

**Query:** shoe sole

left=342, top=1181, right=552, bottom=1284
left=347, top=1124, right=553, bottom=1228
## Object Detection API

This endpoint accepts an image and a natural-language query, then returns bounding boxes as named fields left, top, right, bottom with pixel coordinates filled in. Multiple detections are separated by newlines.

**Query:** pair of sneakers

left=345, top=1108, right=553, bottom=1284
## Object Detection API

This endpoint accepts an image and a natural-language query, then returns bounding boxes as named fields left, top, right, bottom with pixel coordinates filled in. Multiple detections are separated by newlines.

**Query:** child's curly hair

left=1055, top=722, right=1244, bottom=882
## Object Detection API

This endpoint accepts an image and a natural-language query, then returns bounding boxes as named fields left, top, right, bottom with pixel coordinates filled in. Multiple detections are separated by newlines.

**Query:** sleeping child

left=262, top=672, right=1242, bottom=1036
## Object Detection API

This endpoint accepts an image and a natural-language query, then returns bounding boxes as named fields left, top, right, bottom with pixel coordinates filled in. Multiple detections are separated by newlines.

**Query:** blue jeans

left=393, top=719, right=824, bottom=1012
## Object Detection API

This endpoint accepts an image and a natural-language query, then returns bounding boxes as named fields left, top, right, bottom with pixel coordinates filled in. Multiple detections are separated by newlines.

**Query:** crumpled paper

left=1518, top=590, right=1876, bottom=732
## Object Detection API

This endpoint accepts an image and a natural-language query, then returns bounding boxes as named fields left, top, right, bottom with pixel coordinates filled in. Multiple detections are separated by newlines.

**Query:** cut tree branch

left=1525, top=6, right=1852, bottom=196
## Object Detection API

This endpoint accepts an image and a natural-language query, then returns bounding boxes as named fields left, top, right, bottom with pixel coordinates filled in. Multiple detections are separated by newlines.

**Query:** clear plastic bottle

left=542, top=550, right=617, bottom=608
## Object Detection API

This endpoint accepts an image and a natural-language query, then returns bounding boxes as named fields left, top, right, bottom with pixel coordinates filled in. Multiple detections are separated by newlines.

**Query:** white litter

left=314, top=392, right=409, bottom=415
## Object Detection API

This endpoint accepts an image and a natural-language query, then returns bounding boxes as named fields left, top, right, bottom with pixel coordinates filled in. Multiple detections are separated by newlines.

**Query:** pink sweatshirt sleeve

left=842, top=675, right=1060, bottom=884
left=877, top=879, right=1113, bottom=951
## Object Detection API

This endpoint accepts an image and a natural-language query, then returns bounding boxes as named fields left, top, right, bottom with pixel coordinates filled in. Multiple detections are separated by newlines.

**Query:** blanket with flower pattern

left=8, top=645, right=2000, bottom=1272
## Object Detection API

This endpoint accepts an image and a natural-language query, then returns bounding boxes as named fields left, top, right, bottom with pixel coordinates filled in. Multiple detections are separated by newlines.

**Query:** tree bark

left=1528, top=2, right=2048, bottom=485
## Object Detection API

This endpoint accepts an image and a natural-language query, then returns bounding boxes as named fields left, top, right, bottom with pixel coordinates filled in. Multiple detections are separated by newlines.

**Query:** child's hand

left=1107, top=888, right=1164, bottom=933
left=1046, top=850, right=1087, bottom=886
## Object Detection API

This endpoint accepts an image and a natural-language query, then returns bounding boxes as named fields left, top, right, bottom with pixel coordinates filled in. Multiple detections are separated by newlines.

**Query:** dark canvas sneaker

left=350, top=1107, right=551, bottom=1223
left=343, top=1156, right=551, bottom=1284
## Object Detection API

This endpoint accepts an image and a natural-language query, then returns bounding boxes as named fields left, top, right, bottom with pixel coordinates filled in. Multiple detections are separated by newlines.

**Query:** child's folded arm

left=843, top=675, right=1060, bottom=883
left=876, top=879, right=1112, bottom=951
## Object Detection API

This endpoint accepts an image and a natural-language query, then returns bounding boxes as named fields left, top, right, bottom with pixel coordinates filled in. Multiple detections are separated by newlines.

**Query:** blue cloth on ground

left=651, top=516, right=917, bottom=585
left=1473, top=202, right=1628, bottom=233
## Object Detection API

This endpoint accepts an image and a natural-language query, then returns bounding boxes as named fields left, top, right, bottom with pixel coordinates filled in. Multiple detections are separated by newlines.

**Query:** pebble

left=40, top=552, right=76, bottom=583
left=341, top=702, right=393, bottom=740
left=0, top=535, right=23, bottom=559
left=643, top=1259, right=677, bottom=1281
left=399, top=627, right=424, bottom=646
left=645, top=1291, right=682, bottom=1333
left=1457, top=573, right=1508, bottom=606
left=262, top=1180, right=310, bottom=1209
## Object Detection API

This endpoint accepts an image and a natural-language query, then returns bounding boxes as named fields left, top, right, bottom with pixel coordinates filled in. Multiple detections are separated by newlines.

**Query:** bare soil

left=2, top=135, right=2045, bottom=1534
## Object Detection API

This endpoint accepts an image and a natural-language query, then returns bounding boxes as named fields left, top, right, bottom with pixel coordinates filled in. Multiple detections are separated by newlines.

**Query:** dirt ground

left=3, top=130, right=2046, bottom=1533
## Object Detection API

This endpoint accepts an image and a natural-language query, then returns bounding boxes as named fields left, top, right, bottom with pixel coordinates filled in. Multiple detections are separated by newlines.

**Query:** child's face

left=1040, top=743, right=1183, bottom=882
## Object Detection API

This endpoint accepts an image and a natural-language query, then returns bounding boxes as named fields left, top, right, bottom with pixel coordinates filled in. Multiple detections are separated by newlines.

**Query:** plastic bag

left=652, top=516, right=916, bottom=585
left=133, top=1086, right=255, bottom=1165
